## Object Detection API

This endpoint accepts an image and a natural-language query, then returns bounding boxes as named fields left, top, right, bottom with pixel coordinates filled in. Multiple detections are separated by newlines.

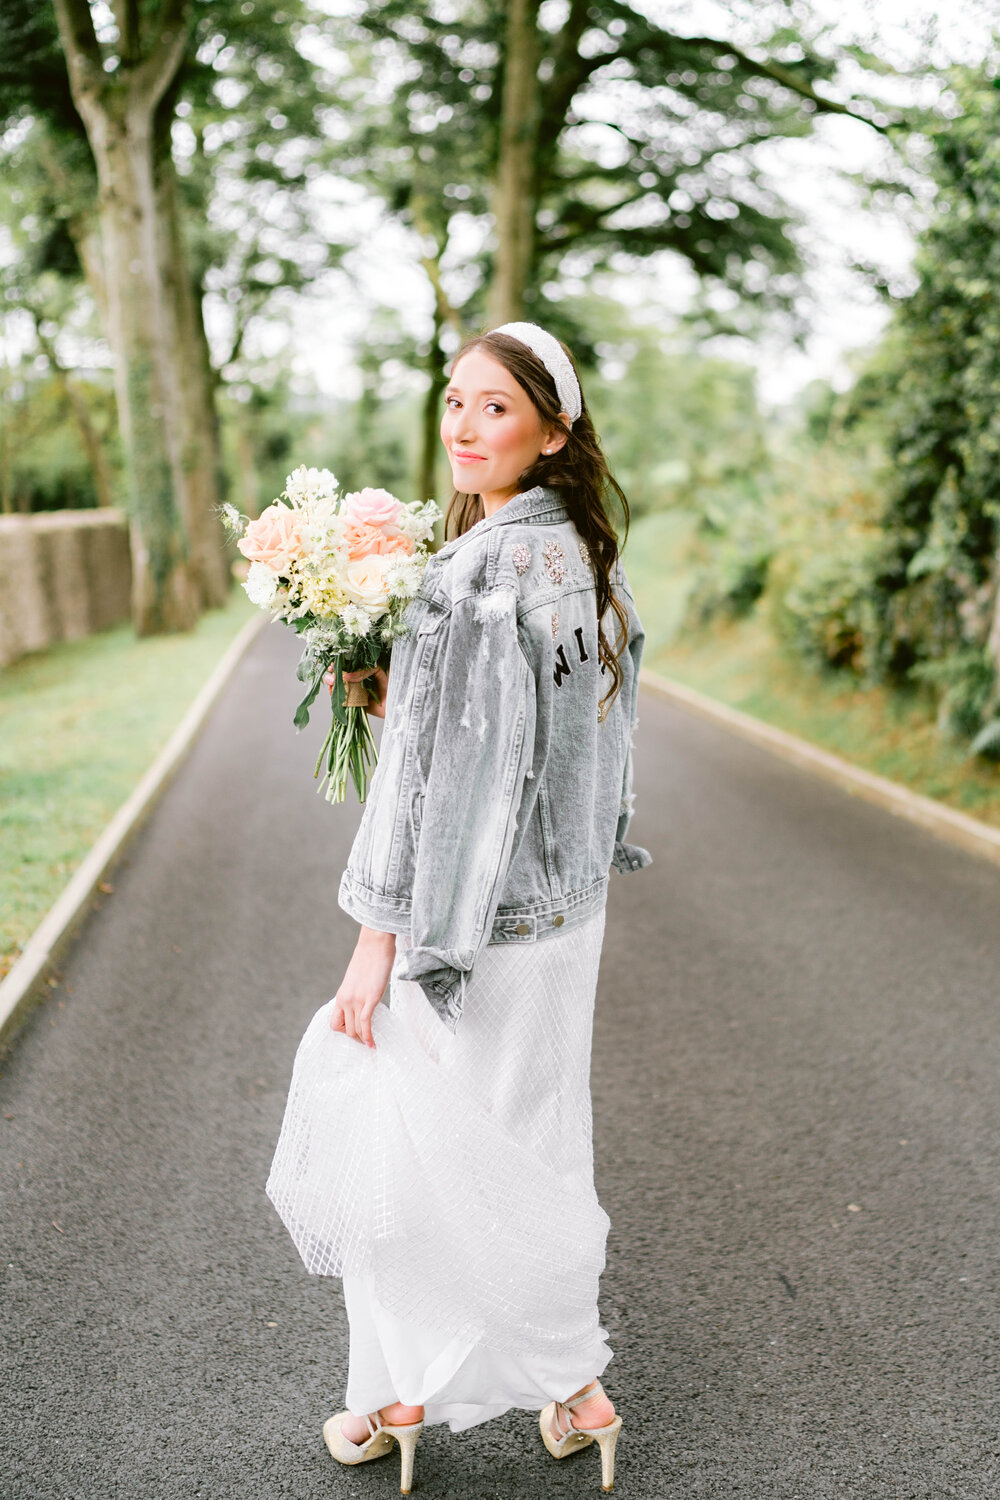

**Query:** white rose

left=244, top=560, right=279, bottom=605
left=342, top=554, right=392, bottom=614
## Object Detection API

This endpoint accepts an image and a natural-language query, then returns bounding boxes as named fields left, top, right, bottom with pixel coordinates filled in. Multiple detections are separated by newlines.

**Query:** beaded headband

left=491, top=321, right=583, bottom=424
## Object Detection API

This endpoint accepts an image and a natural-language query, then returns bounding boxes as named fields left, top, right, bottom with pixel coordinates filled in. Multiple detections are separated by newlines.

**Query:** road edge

left=0, top=611, right=267, bottom=1051
left=641, top=668, right=1000, bottom=870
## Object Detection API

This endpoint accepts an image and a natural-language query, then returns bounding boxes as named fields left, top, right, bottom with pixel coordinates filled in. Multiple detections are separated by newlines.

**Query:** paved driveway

left=2, top=623, right=999, bottom=1498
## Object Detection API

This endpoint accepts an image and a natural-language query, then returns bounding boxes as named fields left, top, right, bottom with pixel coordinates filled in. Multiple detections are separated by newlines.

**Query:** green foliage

left=346, top=0, right=897, bottom=324
left=577, top=300, right=770, bottom=515
left=912, top=649, right=996, bottom=741
left=771, top=534, right=883, bottom=673
left=970, top=717, right=1000, bottom=762
left=0, top=368, right=119, bottom=512
left=863, top=68, right=1000, bottom=732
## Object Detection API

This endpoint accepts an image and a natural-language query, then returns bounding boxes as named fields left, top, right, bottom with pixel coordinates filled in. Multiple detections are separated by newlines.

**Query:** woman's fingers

left=332, top=992, right=377, bottom=1048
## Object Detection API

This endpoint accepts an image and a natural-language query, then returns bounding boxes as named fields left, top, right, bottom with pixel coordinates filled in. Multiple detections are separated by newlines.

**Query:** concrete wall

left=0, top=510, right=132, bottom=669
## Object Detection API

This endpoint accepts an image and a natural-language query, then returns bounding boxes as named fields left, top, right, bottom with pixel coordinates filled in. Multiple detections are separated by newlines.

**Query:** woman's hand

left=330, top=926, right=397, bottom=1048
left=325, top=664, right=389, bottom=719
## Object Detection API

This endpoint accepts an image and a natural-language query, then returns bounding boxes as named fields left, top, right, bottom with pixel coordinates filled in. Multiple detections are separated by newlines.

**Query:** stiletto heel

left=323, top=1410, right=424, bottom=1494
left=540, top=1381, right=622, bottom=1492
left=593, top=1417, right=622, bottom=1491
left=384, top=1421, right=421, bottom=1494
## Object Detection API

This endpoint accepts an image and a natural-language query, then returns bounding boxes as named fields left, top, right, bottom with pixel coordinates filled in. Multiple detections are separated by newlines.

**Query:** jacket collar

left=434, top=486, right=569, bottom=561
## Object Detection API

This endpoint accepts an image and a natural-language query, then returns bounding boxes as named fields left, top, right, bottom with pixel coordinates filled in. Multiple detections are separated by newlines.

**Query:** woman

left=267, top=322, right=651, bottom=1494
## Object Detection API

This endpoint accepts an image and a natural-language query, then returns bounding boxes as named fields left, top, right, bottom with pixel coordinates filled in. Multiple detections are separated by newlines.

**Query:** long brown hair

left=445, top=330, right=631, bottom=716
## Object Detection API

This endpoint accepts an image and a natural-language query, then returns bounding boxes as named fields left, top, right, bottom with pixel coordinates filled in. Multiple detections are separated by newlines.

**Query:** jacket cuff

left=612, top=840, right=652, bottom=873
left=394, top=946, right=466, bottom=1031
left=338, top=871, right=412, bottom=935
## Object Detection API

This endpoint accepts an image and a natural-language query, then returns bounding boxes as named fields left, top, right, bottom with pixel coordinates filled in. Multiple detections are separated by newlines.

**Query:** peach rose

left=237, top=504, right=305, bottom=573
left=342, top=554, right=392, bottom=612
left=345, top=521, right=415, bottom=559
left=380, top=531, right=415, bottom=556
left=344, top=487, right=404, bottom=528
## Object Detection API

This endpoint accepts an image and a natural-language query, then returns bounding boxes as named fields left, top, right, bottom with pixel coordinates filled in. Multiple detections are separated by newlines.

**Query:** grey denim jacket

left=338, top=484, right=651, bottom=1028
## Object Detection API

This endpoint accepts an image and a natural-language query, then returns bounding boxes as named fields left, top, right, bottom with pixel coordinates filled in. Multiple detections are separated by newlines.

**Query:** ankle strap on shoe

left=560, top=1381, right=604, bottom=1412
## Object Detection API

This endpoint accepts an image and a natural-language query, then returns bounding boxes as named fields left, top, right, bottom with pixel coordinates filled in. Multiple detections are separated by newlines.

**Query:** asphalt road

left=2, top=623, right=1000, bottom=1500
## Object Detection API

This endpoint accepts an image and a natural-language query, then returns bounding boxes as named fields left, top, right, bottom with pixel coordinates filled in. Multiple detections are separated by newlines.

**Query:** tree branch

left=51, top=0, right=106, bottom=103
left=700, top=40, right=891, bottom=133
left=129, top=0, right=192, bottom=111
left=113, top=0, right=141, bottom=67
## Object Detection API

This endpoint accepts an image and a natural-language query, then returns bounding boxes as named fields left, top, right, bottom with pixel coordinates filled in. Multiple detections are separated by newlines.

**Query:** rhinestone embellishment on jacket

left=551, top=610, right=560, bottom=637
left=578, top=539, right=591, bottom=568
left=512, top=543, right=531, bottom=576
left=543, top=539, right=567, bottom=584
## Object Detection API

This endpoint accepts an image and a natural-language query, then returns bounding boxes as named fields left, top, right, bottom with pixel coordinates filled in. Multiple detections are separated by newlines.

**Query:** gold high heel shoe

left=540, top=1380, right=623, bottom=1492
left=323, top=1409, right=424, bottom=1495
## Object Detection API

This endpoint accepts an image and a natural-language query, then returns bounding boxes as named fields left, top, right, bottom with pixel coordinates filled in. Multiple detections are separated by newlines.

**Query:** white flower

left=340, top=604, right=374, bottom=637
left=382, top=554, right=424, bottom=599
left=396, top=498, right=441, bottom=542
left=342, top=554, right=392, bottom=614
left=284, top=465, right=339, bottom=505
left=244, top=561, right=280, bottom=606
left=220, top=502, right=245, bottom=535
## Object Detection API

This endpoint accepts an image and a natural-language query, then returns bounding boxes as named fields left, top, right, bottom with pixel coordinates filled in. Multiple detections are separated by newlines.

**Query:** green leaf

left=970, top=718, right=1000, bottom=761
left=293, top=672, right=324, bottom=730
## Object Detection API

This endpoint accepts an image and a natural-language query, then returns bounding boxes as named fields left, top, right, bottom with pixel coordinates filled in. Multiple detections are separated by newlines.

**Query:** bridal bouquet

left=221, top=468, right=440, bottom=802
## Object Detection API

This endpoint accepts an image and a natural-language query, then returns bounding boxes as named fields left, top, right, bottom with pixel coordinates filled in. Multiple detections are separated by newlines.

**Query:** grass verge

left=0, top=589, right=256, bottom=977
left=624, top=508, right=1000, bottom=830
left=648, top=611, right=1000, bottom=829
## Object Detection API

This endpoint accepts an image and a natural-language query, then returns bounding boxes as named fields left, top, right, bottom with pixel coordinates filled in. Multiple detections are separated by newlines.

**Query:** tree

left=0, top=0, right=344, bottom=628
left=861, top=68, right=1000, bottom=751
left=48, top=0, right=223, bottom=630
left=349, top=0, right=896, bottom=328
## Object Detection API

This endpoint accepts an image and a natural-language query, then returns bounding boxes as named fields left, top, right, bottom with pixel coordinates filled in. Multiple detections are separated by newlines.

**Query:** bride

left=266, top=321, right=651, bottom=1494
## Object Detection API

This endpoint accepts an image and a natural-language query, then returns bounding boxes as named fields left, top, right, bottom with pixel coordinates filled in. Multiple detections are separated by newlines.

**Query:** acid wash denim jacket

left=338, top=484, right=651, bottom=1029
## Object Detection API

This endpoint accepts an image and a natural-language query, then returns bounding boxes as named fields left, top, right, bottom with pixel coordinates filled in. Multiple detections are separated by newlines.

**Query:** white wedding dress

left=266, top=907, right=612, bottom=1431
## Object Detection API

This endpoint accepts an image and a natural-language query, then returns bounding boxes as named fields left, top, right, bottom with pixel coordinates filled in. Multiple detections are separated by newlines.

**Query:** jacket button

left=515, top=922, right=531, bottom=935
left=552, top=914, right=564, bottom=927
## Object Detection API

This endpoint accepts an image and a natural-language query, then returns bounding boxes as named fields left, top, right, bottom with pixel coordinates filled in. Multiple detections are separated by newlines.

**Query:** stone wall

left=0, top=510, right=132, bottom=669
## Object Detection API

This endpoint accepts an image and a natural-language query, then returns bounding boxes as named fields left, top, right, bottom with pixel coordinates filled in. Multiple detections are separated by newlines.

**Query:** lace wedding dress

left=266, top=907, right=612, bottom=1432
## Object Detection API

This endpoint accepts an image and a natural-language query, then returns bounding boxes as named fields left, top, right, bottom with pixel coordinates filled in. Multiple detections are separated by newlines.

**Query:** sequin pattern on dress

left=512, top=543, right=531, bottom=576
left=543, top=539, right=567, bottom=585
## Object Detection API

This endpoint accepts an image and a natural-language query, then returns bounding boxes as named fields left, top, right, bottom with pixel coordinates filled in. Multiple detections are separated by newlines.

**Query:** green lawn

left=625, top=510, right=1000, bottom=829
left=0, top=589, right=256, bottom=977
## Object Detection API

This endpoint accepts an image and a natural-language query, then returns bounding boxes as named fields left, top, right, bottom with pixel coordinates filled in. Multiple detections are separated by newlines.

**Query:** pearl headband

left=491, top=321, right=583, bottom=424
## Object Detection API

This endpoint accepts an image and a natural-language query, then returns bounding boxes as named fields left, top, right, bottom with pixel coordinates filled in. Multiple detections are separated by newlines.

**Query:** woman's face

left=440, top=348, right=567, bottom=510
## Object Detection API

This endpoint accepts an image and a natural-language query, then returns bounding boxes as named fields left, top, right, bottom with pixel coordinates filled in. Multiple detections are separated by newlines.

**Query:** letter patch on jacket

left=553, top=628, right=593, bottom=686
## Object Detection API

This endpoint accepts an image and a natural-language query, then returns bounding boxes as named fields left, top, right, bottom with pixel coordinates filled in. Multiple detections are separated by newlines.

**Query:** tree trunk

left=420, top=312, right=449, bottom=503
left=486, top=0, right=541, bottom=326
left=91, top=107, right=197, bottom=630
left=153, top=146, right=230, bottom=606
left=52, top=0, right=200, bottom=633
